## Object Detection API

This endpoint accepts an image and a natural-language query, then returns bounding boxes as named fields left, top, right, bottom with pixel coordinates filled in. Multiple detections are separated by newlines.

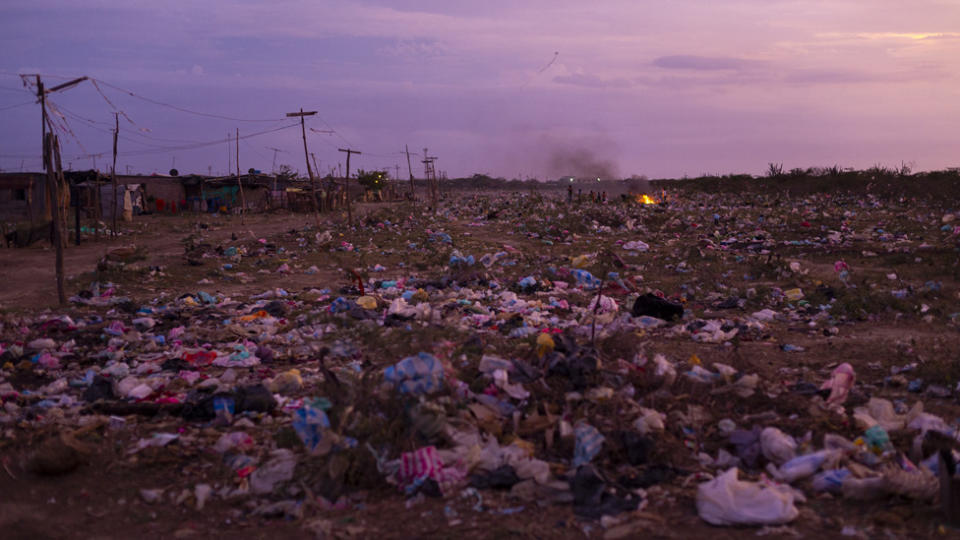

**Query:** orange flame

left=635, top=194, right=657, bottom=205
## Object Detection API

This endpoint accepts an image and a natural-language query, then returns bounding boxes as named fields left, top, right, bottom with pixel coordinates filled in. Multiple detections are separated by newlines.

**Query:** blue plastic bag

left=384, top=352, right=444, bottom=395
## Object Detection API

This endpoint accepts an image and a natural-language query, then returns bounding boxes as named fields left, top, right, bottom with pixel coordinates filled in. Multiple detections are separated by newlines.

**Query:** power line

left=91, top=77, right=285, bottom=123
left=50, top=87, right=284, bottom=153
left=0, top=100, right=34, bottom=112
left=77, top=122, right=300, bottom=158
left=0, top=86, right=32, bottom=95
left=4, top=72, right=394, bottom=175
left=240, top=137, right=273, bottom=165
left=315, top=115, right=353, bottom=147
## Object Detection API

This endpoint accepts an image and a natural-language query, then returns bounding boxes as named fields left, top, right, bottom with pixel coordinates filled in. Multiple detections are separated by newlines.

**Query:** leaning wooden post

left=236, top=128, right=246, bottom=224
left=45, top=133, right=66, bottom=305
left=111, top=112, right=118, bottom=238
left=286, top=108, right=321, bottom=227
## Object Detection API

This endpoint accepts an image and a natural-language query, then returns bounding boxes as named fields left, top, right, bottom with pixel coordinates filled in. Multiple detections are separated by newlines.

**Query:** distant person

left=567, top=184, right=573, bottom=203
left=578, top=189, right=582, bottom=203
left=602, top=191, right=607, bottom=203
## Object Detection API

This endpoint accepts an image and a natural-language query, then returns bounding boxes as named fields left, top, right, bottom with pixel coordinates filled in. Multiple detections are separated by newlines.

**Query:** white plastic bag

left=696, top=468, right=802, bottom=526
left=622, top=240, right=649, bottom=252
left=767, top=449, right=841, bottom=483
left=760, top=427, right=797, bottom=465
left=633, top=407, right=666, bottom=435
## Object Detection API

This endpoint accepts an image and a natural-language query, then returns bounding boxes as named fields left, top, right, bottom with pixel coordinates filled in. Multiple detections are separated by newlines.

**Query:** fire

left=636, top=194, right=657, bottom=205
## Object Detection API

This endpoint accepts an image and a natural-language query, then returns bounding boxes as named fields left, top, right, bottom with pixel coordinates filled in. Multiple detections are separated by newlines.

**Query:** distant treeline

left=652, top=165, right=960, bottom=200
left=438, top=167, right=960, bottom=201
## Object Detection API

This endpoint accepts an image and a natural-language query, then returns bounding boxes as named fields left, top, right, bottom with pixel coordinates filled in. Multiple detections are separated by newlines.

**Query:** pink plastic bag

left=821, top=363, right=855, bottom=407
left=396, top=446, right=464, bottom=494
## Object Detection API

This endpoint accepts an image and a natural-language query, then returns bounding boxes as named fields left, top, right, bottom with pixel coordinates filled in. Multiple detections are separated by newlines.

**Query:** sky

left=1, top=0, right=959, bottom=179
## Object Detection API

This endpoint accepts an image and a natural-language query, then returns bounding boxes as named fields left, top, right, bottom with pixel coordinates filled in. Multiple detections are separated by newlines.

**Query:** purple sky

left=1, top=0, right=959, bottom=179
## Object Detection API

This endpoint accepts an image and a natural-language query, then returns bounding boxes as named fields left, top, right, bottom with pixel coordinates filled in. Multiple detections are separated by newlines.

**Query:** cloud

left=826, top=32, right=960, bottom=41
left=377, top=39, right=447, bottom=59
left=652, top=55, right=759, bottom=71
left=782, top=65, right=949, bottom=85
left=552, top=73, right=633, bottom=88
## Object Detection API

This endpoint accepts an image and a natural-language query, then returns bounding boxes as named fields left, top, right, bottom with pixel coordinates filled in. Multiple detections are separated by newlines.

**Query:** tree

left=356, top=169, right=387, bottom=192
left=276, top=164, right=298, bottom=181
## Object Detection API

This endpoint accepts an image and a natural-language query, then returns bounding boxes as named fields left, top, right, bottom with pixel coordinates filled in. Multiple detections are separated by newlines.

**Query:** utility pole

left=226, top=132, right=231, bottom=177
left=310, top=152, right=322, bottom=211
left=112, top=113, right=118, bottom=237
left=92, top=163, right=100, bottom=242
left=338, top=148, right=361, bottom=226
left=286, top=108, right=320, bottom=226
left=393, top=164, right=400, bottom=200
left=45, top=133, right=66, bottom=304
left=405, top=145, right=416, bottom=202
left=236, top=128, right=246, bottom=224
left=422, top=147, right=438, bottom=209
left=266, top=146, right=286, bottom=173
left=33, top=73, right=85, bottom=304
left=74, top=178, right=80, bottom=246
left=33, top=74, right=93, bottom=246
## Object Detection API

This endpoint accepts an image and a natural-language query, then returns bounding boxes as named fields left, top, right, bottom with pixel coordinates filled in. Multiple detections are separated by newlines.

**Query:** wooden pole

left=421, top=148, right=438, bottom=210
left=26, top=174, right=35, bottom=244
left=236, top=127, right=246, bottom=224
left=310, top=153, right=323, bottom=211
left=37, top=76, right=45, bottom=173
left=30, top=76, right=43, bottom=246
left=111, top=113, right=118, bottom=237
left=286, top=109, right=320, bottom=227
left=54, top=137, right=68, bottom=249
left=45, top=133, right=66, bottom=305
left=74, top=182, right=80, bottom=245
left=405, top=145, right=416, bottom=203
left=338, top=148, right=361, bottom=226
left=94, top=171, right=101, bottom=240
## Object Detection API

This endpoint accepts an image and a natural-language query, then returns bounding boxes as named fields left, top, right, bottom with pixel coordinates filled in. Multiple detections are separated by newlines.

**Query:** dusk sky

left=1, top=0, right=958, bottom=179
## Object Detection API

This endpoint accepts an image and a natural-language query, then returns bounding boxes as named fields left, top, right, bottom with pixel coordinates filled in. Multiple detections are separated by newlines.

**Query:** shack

left=0, top=172, right=46, bottom=222
left=182, top=174, right=274, bottom=213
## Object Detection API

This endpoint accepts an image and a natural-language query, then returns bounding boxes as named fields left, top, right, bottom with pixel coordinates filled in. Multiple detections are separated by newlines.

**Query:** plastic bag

left=571, top=269, right=602, bottom=290
left=384, top=352, right=444, bottom=395
left=622, top=240, right=649, bottom=252
left=292, top=399, right=332, bottom=454
left=853, top=398, right=905, bottom=431
left=768, top=449, right=841, bottom=483
left=811, top=468, right=850, bottom=493
left=652, top=354, right=677, bottom=386
left=760, top=427, right=797, bottom=465
left=394, top=446, right=464, bottom=494
left=633, top=408, right=666, bottom=435
left=821, top=363, right=855, bottom=407
left=249, top=449, right=297, bottom=494
left=572, top=421, right=605, bottom=467
left=696, top=468, right=802, bottom=526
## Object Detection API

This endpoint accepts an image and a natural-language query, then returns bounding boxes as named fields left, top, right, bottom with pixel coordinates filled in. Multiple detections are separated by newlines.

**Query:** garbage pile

left=1, top=188, right=959, bottom=536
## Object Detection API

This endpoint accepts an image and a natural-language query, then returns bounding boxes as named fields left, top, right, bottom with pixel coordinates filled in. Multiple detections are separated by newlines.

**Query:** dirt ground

left=2, top=190, right=960, bottom=538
